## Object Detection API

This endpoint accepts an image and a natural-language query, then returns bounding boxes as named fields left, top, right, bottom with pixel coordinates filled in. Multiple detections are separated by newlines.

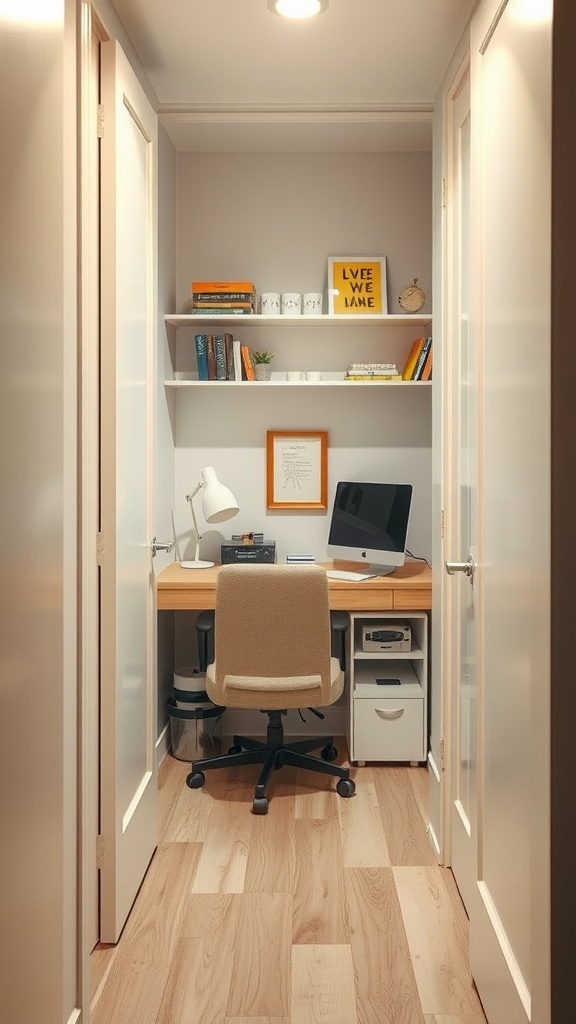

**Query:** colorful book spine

left=214, top=335, right=227, bottom=380
left=412, top=337, right=432, bottom=380
left=191, top=280, right=255, bottom=293
left=206, top=335, right=217, bottom=381
left=190, top=308, right=254, bottom=315
left=342, top=372, right=401, bottom=380
left=194, top=334, right=209, bottom=381
left=420, top=348, right=433, bottom=381
left=192, top=291, right=255, bottom=303
left=191, top=301, right=254, bottom=309
left=402, top=337, right=426, bottom=380
left=241, top=345, right=255, bottom=381
left=224, top=333, right=235, bottom=380
left=232, top=339, right=242, bottom=381
left=191, top=299, right=252, bottom=305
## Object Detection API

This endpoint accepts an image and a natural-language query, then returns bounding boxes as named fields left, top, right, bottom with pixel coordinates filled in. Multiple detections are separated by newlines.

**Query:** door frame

left=429, top=47, right=471, bottom=868
left=79, top=0, right=106, bottom=981
left=441, top=53, right=472, bottom=876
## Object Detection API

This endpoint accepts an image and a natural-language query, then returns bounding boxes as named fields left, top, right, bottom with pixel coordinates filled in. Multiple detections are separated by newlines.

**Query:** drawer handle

left=375, top=707, right=404, bottom=720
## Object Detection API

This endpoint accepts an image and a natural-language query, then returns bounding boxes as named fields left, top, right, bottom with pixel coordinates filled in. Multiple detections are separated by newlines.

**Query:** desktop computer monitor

left=327, top=481, right=413, bottom=575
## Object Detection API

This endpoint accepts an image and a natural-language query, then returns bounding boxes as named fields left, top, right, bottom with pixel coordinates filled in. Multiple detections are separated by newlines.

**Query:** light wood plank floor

left=91, top=741, right=487, bottom=1024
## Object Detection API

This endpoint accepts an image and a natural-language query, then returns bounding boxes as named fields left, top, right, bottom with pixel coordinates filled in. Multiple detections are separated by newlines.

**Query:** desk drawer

left=352, top=696, right=424, bottom=762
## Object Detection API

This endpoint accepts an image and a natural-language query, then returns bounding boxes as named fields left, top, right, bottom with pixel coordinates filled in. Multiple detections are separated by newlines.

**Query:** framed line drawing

left=327, top=255, right=388, bottom=315
left=266, top=430, right=328, bottom=510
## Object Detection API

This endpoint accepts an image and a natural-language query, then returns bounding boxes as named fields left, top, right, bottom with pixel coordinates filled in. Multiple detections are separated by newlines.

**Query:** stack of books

left=190, top=280, right=256, bottom=315
left=345, top=362, right=402, bottom=381
left=401, top=337, right=433, bottom=380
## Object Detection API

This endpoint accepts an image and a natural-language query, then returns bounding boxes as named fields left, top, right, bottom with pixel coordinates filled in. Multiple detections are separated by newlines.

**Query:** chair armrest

left=330, top=611, right=350, bottom=670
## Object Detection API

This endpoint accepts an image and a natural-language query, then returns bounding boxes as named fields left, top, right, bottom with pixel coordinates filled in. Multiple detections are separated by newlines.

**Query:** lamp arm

left=185, top=484, right=204, bottom=562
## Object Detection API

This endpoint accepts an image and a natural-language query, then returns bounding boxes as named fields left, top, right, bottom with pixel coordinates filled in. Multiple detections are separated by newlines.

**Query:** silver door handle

left=445, top=555, right=475, bottom=579
left=152, top=537, right=173, bottom=557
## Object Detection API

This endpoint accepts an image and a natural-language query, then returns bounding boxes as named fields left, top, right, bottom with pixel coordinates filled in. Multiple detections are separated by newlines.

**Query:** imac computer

left=327, top=481, right=413, bottom=576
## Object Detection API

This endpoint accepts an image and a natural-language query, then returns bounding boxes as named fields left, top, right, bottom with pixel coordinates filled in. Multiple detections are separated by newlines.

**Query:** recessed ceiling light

left=267, top=0, right=328, bottom=19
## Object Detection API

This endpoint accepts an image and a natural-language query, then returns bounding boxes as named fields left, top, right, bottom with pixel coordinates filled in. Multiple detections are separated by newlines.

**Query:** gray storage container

left=167, top=694, right=224, bottom=761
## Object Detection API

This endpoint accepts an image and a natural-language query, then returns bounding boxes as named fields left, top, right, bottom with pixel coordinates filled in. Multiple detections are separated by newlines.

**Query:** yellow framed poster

left=327, top=255, right=388, bottom=315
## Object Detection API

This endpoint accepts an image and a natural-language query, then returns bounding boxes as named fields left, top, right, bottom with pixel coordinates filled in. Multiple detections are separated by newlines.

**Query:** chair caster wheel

left=321, top=744, right=338, bottom=761
left=252, top=796, right=268, bottom=814
left=337, top=778, right=355, bottom=798
left=186, top=771, right=205, bottom=789
left=228, top=744, right=241, bottom=754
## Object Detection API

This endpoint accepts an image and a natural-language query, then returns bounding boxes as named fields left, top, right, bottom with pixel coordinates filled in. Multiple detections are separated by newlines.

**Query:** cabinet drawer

left=352, top=696, right=424, bottom=762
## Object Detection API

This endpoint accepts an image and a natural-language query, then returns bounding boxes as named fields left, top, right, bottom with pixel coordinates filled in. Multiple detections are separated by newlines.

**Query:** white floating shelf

left=164, top=313, right=432, bottom=328
left=164, top=379, right=432, bottom=388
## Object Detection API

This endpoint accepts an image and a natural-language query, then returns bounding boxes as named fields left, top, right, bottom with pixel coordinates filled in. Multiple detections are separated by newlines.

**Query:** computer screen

left=327, top=481, right=413, bottom=575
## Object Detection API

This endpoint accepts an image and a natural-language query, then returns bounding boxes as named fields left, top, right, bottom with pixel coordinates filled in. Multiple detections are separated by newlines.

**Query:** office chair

left=186, top=563, right=356, bottom=813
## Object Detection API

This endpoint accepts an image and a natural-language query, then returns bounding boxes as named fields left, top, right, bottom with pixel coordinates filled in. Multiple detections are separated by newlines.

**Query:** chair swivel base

left=186, top=710, right=356, bottom=814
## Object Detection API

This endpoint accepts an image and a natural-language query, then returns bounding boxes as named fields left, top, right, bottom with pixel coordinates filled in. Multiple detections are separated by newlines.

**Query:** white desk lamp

left=181, top=467, right=239, bottom=569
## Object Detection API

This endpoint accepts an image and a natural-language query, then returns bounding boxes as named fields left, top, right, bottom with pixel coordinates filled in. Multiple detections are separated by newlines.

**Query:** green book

left=194, top=334, right=209, bottom=381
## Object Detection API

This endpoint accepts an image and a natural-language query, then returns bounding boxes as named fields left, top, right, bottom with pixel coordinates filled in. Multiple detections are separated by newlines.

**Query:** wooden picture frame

left=327, top=255, right=388, bottom=315
left=266, top=430, right=328, bottom=509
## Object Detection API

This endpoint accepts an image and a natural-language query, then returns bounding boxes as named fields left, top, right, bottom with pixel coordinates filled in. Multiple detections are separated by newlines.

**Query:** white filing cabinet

left=348, top=611, right=428, bottom=765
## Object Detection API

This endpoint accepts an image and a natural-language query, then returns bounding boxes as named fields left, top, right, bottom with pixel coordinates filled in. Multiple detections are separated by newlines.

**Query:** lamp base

left=180, top=559, right=215, bottom=569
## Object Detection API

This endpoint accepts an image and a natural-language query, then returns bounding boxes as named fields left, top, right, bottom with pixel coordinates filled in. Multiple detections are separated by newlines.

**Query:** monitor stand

left=365, top=563, right=396, bottom=577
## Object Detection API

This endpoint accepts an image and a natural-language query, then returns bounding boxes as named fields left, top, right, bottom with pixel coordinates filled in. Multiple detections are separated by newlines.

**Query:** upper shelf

left=165, top=313, right=432, bottom=328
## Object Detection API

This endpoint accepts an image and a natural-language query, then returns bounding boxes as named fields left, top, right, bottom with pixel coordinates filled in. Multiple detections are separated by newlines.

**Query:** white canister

left=303, top=292, right=323, bottom=315
left=281, top=292, right=302, bottom=315
left=260, top=292, right=281, bottom=315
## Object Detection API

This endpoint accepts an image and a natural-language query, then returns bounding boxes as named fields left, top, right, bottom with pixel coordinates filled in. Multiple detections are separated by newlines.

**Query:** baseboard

left=155, top=721, right=170, bottom=766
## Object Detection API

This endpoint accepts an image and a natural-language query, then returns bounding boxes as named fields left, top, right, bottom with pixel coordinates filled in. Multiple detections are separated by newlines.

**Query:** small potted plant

left=251, top=350, right=274, bottom=381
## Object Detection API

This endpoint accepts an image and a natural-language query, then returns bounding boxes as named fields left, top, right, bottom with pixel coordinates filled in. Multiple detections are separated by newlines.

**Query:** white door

left=99, top=39, right=158, bottom=943
left=465, top=1, right=551, bottom=1021
left=443, top=66, right=479, bottom=915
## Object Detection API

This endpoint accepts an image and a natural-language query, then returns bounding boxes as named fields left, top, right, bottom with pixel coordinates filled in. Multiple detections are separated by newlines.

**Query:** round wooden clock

left=398, top=278, right=426, bottom=313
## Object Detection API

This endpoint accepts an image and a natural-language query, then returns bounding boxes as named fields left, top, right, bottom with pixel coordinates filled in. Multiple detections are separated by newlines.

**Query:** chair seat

left=206, top=655, right=344, bottom=709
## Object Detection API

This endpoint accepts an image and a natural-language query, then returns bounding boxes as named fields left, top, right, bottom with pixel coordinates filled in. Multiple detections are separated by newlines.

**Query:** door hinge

left=441, top=509, right=445, bottom=539
left=442, top=176, right=447, bottom=209
left=97, top=104, right=105, bottom=138
left=440, top=737, right=445, bottom=772
left=96, top=834, right=105, bottom=868
left=97, top=532, right=105, bottom=566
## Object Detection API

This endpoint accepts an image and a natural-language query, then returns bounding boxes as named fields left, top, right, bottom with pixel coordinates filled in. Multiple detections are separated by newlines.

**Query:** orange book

left=191, top=280, right=255, bottom=293
left=421, top=348, right=433, bottom=381
left=241, top=345, right=255, bottom=381
left=402, top=337, right=425, bottom=380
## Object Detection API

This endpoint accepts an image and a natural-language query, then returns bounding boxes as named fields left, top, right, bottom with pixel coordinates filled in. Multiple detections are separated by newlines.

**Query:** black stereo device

left=221, top=541, right=276, bottom=564
left=362, top=622, right=411, bottom=652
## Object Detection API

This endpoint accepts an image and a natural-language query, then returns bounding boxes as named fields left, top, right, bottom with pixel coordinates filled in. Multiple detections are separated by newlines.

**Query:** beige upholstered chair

left=185, top=563, right=356, bottom=814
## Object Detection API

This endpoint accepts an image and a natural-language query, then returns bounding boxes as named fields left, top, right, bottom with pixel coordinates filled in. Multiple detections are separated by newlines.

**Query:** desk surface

left=156, top=560, right=432, bottom=612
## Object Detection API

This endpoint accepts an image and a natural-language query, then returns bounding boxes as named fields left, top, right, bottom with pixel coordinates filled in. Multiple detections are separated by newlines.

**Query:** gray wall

left=171, top=150, right=433, bottom=569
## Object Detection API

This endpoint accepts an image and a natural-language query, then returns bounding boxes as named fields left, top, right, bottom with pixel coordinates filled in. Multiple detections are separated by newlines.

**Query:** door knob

left=152, top=537, right=173, bottom=557
left=445, top=555, right=475, bottom=579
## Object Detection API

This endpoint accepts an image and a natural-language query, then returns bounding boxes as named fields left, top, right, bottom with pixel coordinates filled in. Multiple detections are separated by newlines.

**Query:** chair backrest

left=209, top=563, right=334, bottom=708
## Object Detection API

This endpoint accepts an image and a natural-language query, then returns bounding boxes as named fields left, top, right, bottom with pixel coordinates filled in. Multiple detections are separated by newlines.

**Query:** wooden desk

left=156, top=560, right=431, bottom=612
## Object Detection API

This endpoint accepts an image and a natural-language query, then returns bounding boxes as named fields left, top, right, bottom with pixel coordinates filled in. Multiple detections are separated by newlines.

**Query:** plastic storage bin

left=167, top=668, right=224, bottom=761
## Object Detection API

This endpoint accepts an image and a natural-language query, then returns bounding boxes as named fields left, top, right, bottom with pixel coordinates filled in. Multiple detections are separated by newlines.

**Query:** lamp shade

left=200, top=466, right=239, bottom=524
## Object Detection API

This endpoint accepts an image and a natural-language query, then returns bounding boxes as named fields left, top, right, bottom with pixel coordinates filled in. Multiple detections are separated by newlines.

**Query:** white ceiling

left=110, top=0, right=476, bottom=151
